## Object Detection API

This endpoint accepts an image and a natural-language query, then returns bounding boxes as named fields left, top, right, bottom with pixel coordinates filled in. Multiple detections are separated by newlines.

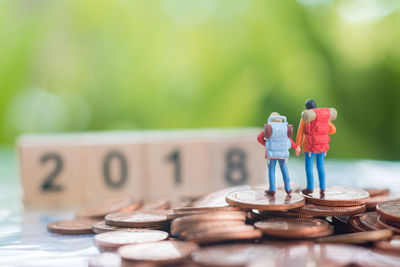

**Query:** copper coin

left=179, top=224, right=252, bottom=238
left=173, top=206, right=242, bottom=213
left=254, top=218, right=330, bottom=238
left=376, top=200, right=400, bottom=223
left=366, top=195, right=398, bottom=210
left=294, top=203, right=366, bottom=217
left=88, top=252, right=121, bottom=267
left=192, top=185, right=251, bottom=207
left=94, top=230, right=169, bottom=250
left=105, top=210, right=169, bottom=228
left=184, top=228, right=262, bottom=244
left=348, top=214, right=368, bottom=232
left=365, top=188, right=390, bottom=198
left=359, top=212, right=379, bottom=231
left=77, top=197, right=142, bottom=219
left=171, top=220, right=245, bottom=236
left=92, top=220, right=167, bottom=233
left=256, top=209, right=316, bottom=218
left=315, top=229, right=393, bottom=244
left=47, top=218, right=95, bottom=235
left=226, top=189, right=305, bottom=211
left=118, top=240, right=198, bottom=264
left=376, top=215, right=400, bottom=234
left=302, top=186, right=370, bottom=207
left=171, top=211, right=246, bottom=228
left=375, top=235, right=400, bottom=253
left=167, top=210, right=209, bottom=220
left=140, top=199, right=170, bottom=210
left=191, top=244, right=281, bottom=266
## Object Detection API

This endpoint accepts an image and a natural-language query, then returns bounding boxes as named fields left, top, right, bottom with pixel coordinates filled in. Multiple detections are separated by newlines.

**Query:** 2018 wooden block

left=18, top=129, right=264, bottom=207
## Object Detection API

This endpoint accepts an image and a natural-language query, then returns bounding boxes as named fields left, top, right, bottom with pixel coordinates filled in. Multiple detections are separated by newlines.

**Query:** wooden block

left=144, top=140, right=212, bottom=199
left=210, top=136, right=265, bottom=190
left=19, top=143, right=84, bottom=208
left=80, top=142, right=146, bottom=204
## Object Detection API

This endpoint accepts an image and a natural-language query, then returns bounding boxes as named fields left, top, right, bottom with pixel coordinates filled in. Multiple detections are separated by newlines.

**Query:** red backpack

left=304, top=108, right=331, bottom=153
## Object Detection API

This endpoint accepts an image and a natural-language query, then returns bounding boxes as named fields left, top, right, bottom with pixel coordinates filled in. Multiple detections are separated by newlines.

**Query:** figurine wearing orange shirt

left=295, top=99, right=337, bottom=195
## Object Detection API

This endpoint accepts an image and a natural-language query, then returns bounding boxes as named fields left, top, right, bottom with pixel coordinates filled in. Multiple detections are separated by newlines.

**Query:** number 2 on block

left=40, top=153, right=63, bottom=192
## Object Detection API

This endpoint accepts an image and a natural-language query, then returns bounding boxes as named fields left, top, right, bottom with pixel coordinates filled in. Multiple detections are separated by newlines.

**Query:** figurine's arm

left=257, top=130, right=266, bottom=146
left=296, top=119, right=305, bottom=148
left=328, top=122, right=336, bottom=135
left=289, top=138, right=298, bottom=150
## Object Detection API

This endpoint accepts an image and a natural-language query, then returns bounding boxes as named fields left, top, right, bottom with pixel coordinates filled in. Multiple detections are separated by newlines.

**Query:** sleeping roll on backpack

left=264, top=115, right=294, bottom=161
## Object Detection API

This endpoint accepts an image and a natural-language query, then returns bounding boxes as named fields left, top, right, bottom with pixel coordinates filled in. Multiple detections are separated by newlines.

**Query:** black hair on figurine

left=305, top=99, right=317, bottom=110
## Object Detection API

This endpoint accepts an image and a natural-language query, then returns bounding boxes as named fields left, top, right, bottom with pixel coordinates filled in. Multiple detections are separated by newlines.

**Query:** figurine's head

left=305, top=99, right=317, bottom=110
left=269, top=112, right=283, bottom=122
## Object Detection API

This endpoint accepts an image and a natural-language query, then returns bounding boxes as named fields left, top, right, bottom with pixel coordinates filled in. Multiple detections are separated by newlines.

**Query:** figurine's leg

left=267, top=160, right=276, bottom=192
left=316, top=152, right=326, bottom=191
left=278, top=159, right=291, bottom=194
left=304, top=152, right=314, bottom=191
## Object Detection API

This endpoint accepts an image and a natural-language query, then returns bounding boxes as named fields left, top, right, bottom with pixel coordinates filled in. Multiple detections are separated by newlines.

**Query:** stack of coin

left=254, top=218, right=333, bottom=239
left=48, top=197, right=142, bottom=235
left=376, top=200, right=400, bottom=234
left=171, top=211, right=262, bottom=243
left=105, top=209, right=170, bottom=231
left=167, top=186, right=248, bottom=220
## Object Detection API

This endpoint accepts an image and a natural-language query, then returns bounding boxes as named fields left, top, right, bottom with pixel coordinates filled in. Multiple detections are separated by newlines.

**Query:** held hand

left=295, top=147, right=301, bottom=156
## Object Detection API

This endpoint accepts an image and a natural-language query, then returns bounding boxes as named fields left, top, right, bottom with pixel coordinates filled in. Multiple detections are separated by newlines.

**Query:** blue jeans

left=305, top=152, right=326, bottom=191
left=268, top=159, right=291, bottom=191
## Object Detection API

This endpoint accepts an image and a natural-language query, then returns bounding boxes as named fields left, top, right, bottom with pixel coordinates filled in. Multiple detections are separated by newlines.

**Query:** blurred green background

left=0, top=0, right=399, bottom=160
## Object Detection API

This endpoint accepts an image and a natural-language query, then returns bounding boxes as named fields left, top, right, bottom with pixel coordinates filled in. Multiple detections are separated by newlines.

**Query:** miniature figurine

left=257, top=112, right=298, bottom=196
left=295, top=99, right=337, bottom=195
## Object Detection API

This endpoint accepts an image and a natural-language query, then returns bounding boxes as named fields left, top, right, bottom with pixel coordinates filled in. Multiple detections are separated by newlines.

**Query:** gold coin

left=77, top=197, right=142, bottom=219
left=315, top=229, right=393, bottom=244
left=94, top=230, right=169, bottom=250
left=366, top=195, right=398, bottom=210
left=226, top=189, right=305, bottom=211
left=48, top=218, right=96, bottom=235
left=184, top=228, right=262, bottom=244
left=302, top=186, right=370, bottom=207
left=376, top=200, right=400, bottom=223
left=254, top=218, right=330, bottom=239
left=294, top=203, right=366, bottom=217
left=105, top=210, right=169, bottom=228
left=118, top=240, right=198, bottom=264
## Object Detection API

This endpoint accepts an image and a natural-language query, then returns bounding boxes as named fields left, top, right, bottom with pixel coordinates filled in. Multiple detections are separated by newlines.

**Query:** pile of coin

left=46, top=186, right=400, bottom=266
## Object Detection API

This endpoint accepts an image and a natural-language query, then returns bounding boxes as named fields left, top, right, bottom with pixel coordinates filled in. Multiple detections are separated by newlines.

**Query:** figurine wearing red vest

left=295, top=99, right=337, bottom=195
